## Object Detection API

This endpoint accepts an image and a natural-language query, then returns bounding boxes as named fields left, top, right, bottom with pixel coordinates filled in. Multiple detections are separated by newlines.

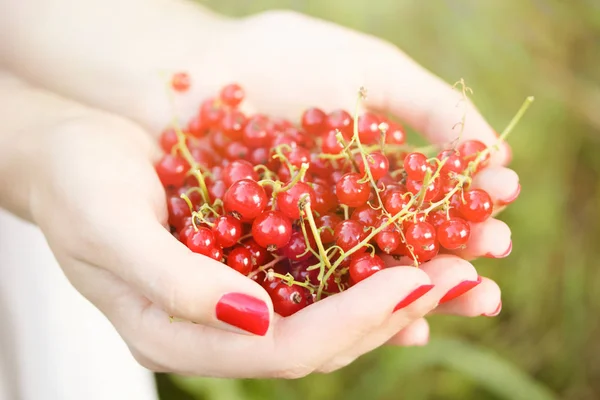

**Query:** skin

left=0, top=0, right=517, bottom=378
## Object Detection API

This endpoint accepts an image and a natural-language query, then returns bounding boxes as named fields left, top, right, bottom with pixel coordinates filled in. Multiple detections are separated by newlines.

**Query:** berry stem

left=302, top=201, right=334, bottom=274
left=247, top=255, right=285, bottom=279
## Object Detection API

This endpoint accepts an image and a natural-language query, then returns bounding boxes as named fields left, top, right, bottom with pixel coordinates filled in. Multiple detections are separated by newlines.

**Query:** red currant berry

left=199, top=98, right=224, bottom=129
left=220, top=109, right=247, bottom=140
left=276, top=182, right=316, bottom=220
left=383, top=189, right=411, bottom=215
left=326, top=109, right=353, bottom=138
left=403, top=152, right=432, bottom=181
left=438, top=149, right=466, bottom=174
left=351, top=204, right=380, bottom=226
left=223, top=179, right=268, bottom=222
left=227, top=246, right=253, bottom=275
left=251, top=210, right=293, bottom=250
left=212, top=215, right=243, bottom=248
left=207, top=179, right=227, bottom=203
left=357, top=152, right=389, bottom=181
left=159, top=128, right=179, bottom=153
left=179, top=222, right=195, bottom=245
left=406, top=178, right=440, bottom=202
left=224, top=141, right=250, bottom=161
left=336, top=173, right=370, bottom=207
left=209, top=130, right=230, bottom=154
left=187, top=115, right=207, bottom=138
left=375, top=230, right=401, bottom=254
left=321, top=129, right=345, bottom=154
left=286, top=147, right=311, bottom=169
left=316, top=213, right=343, bottom=244
left=349, top=254, right=385, bottom=284
left=155, top=154, right=189, bottom=188
left=222, top=160, right=258, bottom=187
left=457, top=140, right=490, bottom=171
left=279, top=231, right=315, bottom=262
left=458, top=189, right=493, bottom=222
left=270, top=282, right=310, bottom=317
left=427, top=210, right=450, bottom=229
left=219, top=83, right=245, bottom=107
left=187, top=227, right=216, bottom=255
left=334, top=220, right=366, bottom=252
left=167, top=195, right=191, bottom=231
left=171, top=72, right=190, bottom=92
left=242, top=238, right=273, bottom=267
left=301, top=107, right=327, bottom=135
left=208, top=245, right=224, bottom=262
left=243, top=114, right=271, bottom=148
left=357, top=112, right=381, bottom=144
left=437, top=217, right=471, bottom=250
left=384, top=121, right=406, bottom=145
left=404, top=221, right=437, bottom=257
left=310, top=181, right=338, bottom=214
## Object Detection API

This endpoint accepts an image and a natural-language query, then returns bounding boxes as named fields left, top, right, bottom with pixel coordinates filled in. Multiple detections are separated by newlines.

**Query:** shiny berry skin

left=438, top=149, right=466, bottom=174
left=171, top=72, right=190, bottom=92
left=311, top=181, right=338, bottom=214
left=179, top=223, right=195, bottom=245
left=212, top=215, right=243, bottom=248
left=351, top=204, right=380, bottom=226
left=155, top=154, right=189, bottom=188
left=357, top=112, right=381, bottom=144
left=334, top=220, right=366, bottom=252
left=403, top=152, right=432, bottom=181
left=404, top=221, right=437, bottom=257
left=316, top=213, right=343, bottom=243
left=349, top=254, right=385, bottom=284
left=189, top=145, right=216, bottom=169
left=326, top=109, right=353, bottom=137
left=227, top=246, right=253, bottom=275
left=167, top=195, right=191, bottom=231
left=207, top=179, right=227, bottom=203
left=458, top=189, right=493, bottom=222
left=276, top=182, right=316, bottom=220
left=357, top=152, right=389, bottom=181
left=301, top=107, right=327, bottom=135
left=224, top=141, right=250, bottom=160
left=187, top=227, right=216, bottom=255
left=437, top=217, right=471, bottom=249
left=427, top=210, right=450, bottom=229
left=159, top=128, right=179, bottom=153
left=406, top=178, right=440, bottom=202
left=187, top=115, right=207, bottom=137
left=223, top=179, right=267, bottom=222
left=243, top=114, right=271, bottom=148
left=242, top=238, right=272, bottom=267
left=219, top=83, right=245, bottom=107
left=375, top=230, right=401, bottom=254
left=208, top=245, right=224, bottom=262
left=383, top=189, right=411, bottom=215
left=384, top=121, right=406, bottom=145
left=458, top=140, right=489, bottom=170
left=286, top=147, right=311, bottom=169
left=221, top=109, right=247, bottom=140
left=251, top=210, right=293, bottom=250
left=279, top=231, right=315, bottom=262
left=199, top=98, right=224, bottom=129
left=321, top=129, right=345, bottom=154
left=269, top=282, right=310, bottom=317
left=222, top=160, right=258, bottom=187
left=336, top=173, right=370, bottom=207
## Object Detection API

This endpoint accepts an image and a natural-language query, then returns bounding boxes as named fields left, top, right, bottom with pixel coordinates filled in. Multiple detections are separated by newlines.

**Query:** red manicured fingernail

left=439, top=276, right=482, bottom=304
left=485, top=241, right=512, bottom=259
left=482, top=301, right=502, bottom=317
left=215, top=293, right=270, bottom=336
left=498, top=184, right=521, bottom=206
left=393, top=284, right=435, bottom=312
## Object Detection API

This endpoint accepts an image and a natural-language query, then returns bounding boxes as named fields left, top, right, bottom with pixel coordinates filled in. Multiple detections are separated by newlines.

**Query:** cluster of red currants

left=155, top=75, right=500, bottom=317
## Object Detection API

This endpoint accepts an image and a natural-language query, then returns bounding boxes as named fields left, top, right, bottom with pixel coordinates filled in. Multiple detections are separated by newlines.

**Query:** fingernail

left=215, top=293, right=270, bottom=336
left=485, top=241, right=512, bottom=258
left=393, top=284, right=435, bottom=312
left=439, top=276, right=482, bottom=304
left=482, top=301, right=502, bottom=317
left=498, top=184, right=521, bottom=206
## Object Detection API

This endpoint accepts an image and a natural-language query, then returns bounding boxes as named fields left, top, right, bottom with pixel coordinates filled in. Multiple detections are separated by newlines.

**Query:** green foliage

left=162, top=1, right=600, bottom=399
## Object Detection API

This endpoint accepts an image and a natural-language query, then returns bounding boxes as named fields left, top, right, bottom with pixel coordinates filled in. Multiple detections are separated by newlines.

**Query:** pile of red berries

left=155, top=76, right=503, bottom=317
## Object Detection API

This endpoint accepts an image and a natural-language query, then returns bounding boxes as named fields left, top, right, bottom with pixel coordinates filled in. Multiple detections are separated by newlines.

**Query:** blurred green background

left=159, top=1, right=600, bottom=399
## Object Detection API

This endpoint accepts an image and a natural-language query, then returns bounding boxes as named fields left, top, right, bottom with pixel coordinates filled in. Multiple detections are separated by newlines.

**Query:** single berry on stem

left=223, top=179, right=268, bottom=222
left=336, top=172, right=371, bottom=207
left=251, top=210, right=293, bottom=250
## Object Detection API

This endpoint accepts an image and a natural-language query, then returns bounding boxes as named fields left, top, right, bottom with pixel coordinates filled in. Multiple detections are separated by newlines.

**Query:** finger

left=453, top=218, right=512, bottom=260
left=361, top=42, right=511, bottom=167
left=430, top=276, right=501, bottom=317
left=385, top=318, right=430, bottom=347
left=317, top=255, right=479, bottom=373
left=471, top=166, right=521, bottom=209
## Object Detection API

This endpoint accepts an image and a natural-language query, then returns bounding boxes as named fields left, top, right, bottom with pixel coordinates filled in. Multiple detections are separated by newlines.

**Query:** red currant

left=438, top=149, right=466, bottom=174
left=403, top=152, right=432, bottom=181
left=276, top=182, right=316, bottom=220
left=220, top=109, right=247, bottom=140
left=357, top=152, right=389, bottom=181
left=159, top=128, right=179, bottom=153
left=334, top=220, right=366, bottom=252
left=279, top=231, right=315, bottom=262
left=187, top=227, right=216, bottom=255
left=251, top=210, right=293, bottom=250
left=223, top=179, right=267, bottom=222
left=384, top=121, right=406, bottom=145
left=349, top=253, right=385, bottom=284
left=404, top=221, right=437, bottom=259
left=437, top=217, right=470, bottom=249
left=243, top=114, right=271, bottom=148
left=155, top=154, right=189, bottom=188
left=171, top=72, right=190, bottom=92
left=351, top=204, right=380, bottom=226
left=199, top=98, right=224, bottom=129
left=458, top=189, right=493, bottom=222
left=357, top=112, right=381, bottom=144
left=301, top=107, right=327, bottom=135
left=222, top=160, right=258, bottom=187
left=310, top=181, right=338, bottom=214
left=227, top=246, right=253, bottom=275
left=321, top=129, right=345, bottom=154
left=212, top=215, right=243, bottom=248
left=269, top=282, right=310, bottom=317
left=458, top=140, right=489, bottom=171
left=220, top=83, right=245, bottom=107
left=326, top=109, right=353, bottom=137
left=336, top=173, right=370, bottom=207
left=316, top=213, right=343, bottom=244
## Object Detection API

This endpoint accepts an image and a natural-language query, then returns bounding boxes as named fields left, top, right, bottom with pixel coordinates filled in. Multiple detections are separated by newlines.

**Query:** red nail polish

left=393, top=284, right=435, bottom=312
left=439, top=276, right=482, bottom=304
left=498, top=184, right=521, bottom=206
left=485, top=241, right=512, bottom=259
left=215, top=293, right=270, bottom=336
left=482, top=301, right=502, bottom=317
